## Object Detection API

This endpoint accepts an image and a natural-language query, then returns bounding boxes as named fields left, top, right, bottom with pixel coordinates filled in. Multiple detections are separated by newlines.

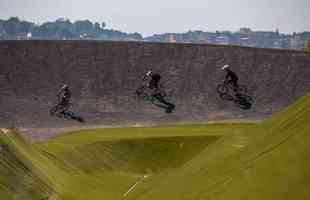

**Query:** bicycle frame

left=224, top=80, right=238, bottom=90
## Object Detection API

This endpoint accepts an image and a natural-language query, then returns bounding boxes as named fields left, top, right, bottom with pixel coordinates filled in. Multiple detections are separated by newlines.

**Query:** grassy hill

left=134, top=93, right=310, bottom=200
left=0, top=93, right=309, bottom=199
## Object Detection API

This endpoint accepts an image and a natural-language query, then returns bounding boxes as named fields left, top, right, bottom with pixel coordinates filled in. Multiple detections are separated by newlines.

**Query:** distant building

left=169, top=34, right=176, bottom=43
left=56, top=18, right=67, bottom=22
left=215, top=36, right=229, bottom=45
left=273, top=40, right=282, bottom=49
left=26, top=32, right=32, bottom=40
left=239, top=28, right=252, bottom=34
left=290, top=36, right=303, bottom=49
left=239, top=37, right=255, bottom=47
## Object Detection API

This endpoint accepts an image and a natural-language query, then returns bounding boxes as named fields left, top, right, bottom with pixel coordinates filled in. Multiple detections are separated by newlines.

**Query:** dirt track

left=0, top=40, right=309, bottom=139
left=17, top=118, right=262, bottom=142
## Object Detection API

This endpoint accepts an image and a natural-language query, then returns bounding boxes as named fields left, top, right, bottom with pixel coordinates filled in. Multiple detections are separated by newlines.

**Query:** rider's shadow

left=135, top=82, right=176, bottom=113
left=151, top=95, right=175, bottom=113
left=152, top=101, right=170, bottom=109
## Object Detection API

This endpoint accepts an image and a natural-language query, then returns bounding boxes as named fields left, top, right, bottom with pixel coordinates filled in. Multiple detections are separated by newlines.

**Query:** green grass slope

left=38, top=124, right=251, bottom=199
left=134, top=93, right=310, bottom=200
left=38, top=124, right=251, bottom=174
left=0, top=131, right=55, bottom=200
left=0, top=124, right=253, bottom=199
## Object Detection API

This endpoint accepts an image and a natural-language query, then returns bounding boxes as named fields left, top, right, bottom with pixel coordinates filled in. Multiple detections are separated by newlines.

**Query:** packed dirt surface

left=17, top=118, right=261, bottom=142
left=0, top=40, right=309, bottom=139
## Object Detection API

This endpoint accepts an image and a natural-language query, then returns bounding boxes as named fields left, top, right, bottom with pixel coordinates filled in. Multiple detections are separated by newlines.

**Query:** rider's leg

left=56, top=98, right=65, bottom=115
left=231, top=79, right=238, bottom=91
left=149, top=79, right=155, bottom=89
left=60, top=98, right=70, bottom=112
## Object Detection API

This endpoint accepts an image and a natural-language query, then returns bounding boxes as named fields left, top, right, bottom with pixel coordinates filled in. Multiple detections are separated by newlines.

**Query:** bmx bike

left=49, top=96, right=85, bottom=122
left=216, top=81, right=253, bottom=110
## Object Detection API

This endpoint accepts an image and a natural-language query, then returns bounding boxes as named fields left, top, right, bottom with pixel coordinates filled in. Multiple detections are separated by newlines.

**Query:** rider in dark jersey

left=143, top=70, right=175, bottom=113
left=222, top=65, right=239, bottom=90
left=143, top=70, right=161, bottom=91
left=57, top=84, right=72, bottom=111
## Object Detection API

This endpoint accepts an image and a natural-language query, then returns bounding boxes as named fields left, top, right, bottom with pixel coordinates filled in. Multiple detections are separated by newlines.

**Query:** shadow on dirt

left=135, top=84, right=176, bottom=113
left=217, top=82, right=253, bottom=110
left=49, top=103, right=85, bottom=123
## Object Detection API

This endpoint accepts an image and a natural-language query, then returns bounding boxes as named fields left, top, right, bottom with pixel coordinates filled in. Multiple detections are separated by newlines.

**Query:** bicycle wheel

left=217, top=84, right=229, bottom=95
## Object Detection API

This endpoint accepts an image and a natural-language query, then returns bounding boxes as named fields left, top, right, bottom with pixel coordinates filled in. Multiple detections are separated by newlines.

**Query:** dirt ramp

left=0, top=40, right=309, bottom=127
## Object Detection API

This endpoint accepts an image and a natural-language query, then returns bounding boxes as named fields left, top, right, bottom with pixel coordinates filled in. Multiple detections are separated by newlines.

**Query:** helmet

left=222, top=65, right=230, bottom=70
left=62, top=84, right=69, bottom=89
left=146, top=70, right=153, bottom=76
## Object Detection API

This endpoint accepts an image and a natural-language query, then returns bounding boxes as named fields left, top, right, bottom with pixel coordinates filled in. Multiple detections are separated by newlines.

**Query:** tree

left=3, top=17, right=21, bottom=35
left=74, top=20, right=93, bottom=34
left=20, top=21, right=35, bottom=33
left=94, top=22, right=102, bottom=33
left=275, top=29, right=279, bottom=36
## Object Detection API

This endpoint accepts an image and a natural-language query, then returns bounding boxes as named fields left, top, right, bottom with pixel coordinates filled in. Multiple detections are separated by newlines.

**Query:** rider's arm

left=142, top=74, right=148, bottom=81
left=142, top=73, right=151, bottom=81
left=225, top=72, right=231, bottom=80
left=143, top=70, right=153, bottom=81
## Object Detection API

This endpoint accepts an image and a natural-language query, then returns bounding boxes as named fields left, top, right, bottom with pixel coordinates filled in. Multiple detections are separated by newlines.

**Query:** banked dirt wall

left=0, top=41, right=309, bottom=127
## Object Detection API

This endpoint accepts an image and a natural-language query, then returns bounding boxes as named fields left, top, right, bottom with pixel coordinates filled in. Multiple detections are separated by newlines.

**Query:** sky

left=0, top=0, right=309, bottom=36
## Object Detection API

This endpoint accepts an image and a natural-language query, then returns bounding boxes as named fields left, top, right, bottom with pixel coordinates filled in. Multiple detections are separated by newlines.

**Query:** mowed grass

left=0, top=123, right=254, bottom=200
left=132, top=93, right=310, bottom=200
left=0, top=93, right=309, bottom=200
left=39, top=123, right=253, bottom=153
